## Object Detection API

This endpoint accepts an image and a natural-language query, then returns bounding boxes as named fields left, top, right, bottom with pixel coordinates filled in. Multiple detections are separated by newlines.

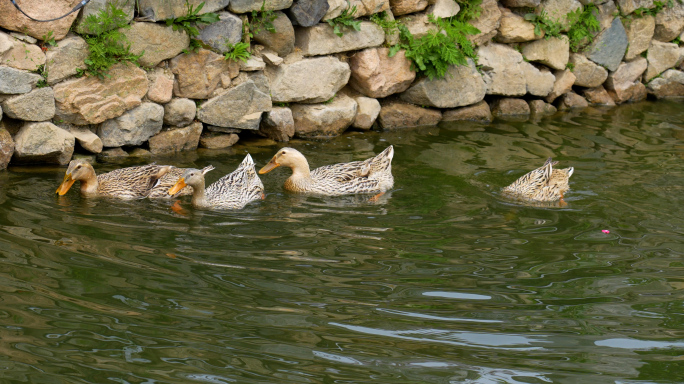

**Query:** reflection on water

left=1, top=100, right=683, bottom=383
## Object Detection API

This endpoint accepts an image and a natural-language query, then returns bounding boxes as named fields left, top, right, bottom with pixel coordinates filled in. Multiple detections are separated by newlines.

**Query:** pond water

left=1, top=100, right=683, bottom=383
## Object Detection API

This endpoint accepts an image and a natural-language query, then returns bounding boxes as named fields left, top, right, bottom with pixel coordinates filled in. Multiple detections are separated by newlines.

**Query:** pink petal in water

left=602, top=229, right=610, bottom=234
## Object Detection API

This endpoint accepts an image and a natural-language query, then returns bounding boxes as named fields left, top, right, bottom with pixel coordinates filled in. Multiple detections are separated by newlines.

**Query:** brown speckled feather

left=501, top=157, right=574, bottom=202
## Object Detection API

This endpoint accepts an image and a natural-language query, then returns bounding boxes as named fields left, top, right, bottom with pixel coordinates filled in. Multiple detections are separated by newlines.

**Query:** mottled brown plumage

left=168, top=154, right=264, bottom=209
left=56, top=159, right=192, bottom=199
left=501, top=157, right=574, bottom=203
left=259, top=146, right=394, bottom=196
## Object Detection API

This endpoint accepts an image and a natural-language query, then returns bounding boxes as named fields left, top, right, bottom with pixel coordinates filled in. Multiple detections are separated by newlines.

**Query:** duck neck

left=286, top=158, right=313, bottom=189
left=79, top=174, right=99, bottom=196
left=191, top=180, right=208, bottom=208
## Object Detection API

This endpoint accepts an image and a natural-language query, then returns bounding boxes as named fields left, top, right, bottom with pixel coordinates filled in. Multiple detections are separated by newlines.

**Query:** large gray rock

left=230, top=0, right=293, bottom=13
left=198, top=81, right=272, bottom=129
left=349, top=48, right=415, bottom=98
left=398, top=13, right=436, bottom=39
left=53, top=63, right=149, bottom=125
left=478, top=43, right=526, bottom=96
left=557, top=92, right=589, bottom=110
left=390, top=0, right=428, bottom=16
left=502, top=0, right=540, bottom=6
left=522, top=36, right=569, bottom=70
left=496, top=7, right=542, bottom=43
left=469, top=0, right=502, bottom=46
left=137, top=0, right=230, bottom=22
left=97, top=103, right=164, bottom=147
left=617, top=0, right=655, bottom=15
left=426, top=0, right=459, bottom=18
left=164, top=98, right=197, bottom=127
left=644, top=40, right=681, bottom=81
left=148, top=121, right=203, bottom=154
left=291, top=94, right=357, bottom=138
left=0, top=66, right=42, bottom=94
left=12, top=122, right=74, bottom=165
left=253, top=12, right=295, bottom=57
left=351, top=95, right=381, bottom=130
left=45, top=34, right=88, bottom=85
left=654, top=0, right=684, bottom=41
left=1, top=87, right=55, bottom=121
left=585, top=17, right=628, bottom=72
left=377, top=100, right=442, bottom=129
left=624, top=15, right=655, bottom=61
left=646, top=69, right=684, bottom=98
left=528, top=99, right=557, bottom=116
left=200, top=132, right=239, bottom=148
left=259, top=107, right=294, bottom=141
left=0, top=127, right=13, bottom=169
left=288, top=0, right=329, bottom=27
left=123, top=22, right=190, bottom=67
left=169, top=49, right=236, bottom=99
left=266, top=56, right=350, bottom=103
left=569, top=53, right=609, bottom=88
left=400, top=60, right=487, bottom=108
left=295, top=22, right=385, bottom=56
left=441, top=101, right=492, bottom=123
left=73, top=0, right=135, bottom=34
left=541, top=0, right=582, bottom=31
left=198, top=12, right=243, bottom=54
left=522, top=62, right=555, bottom=97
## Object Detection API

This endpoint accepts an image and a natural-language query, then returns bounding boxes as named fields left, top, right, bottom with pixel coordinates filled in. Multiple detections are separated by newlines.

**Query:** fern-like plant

left=79, top=2, right=142, bottom=79
left=166, top=1, right=220, bottom=37
left=390, top=15, right=479, bottom=80
left=224, top=41, right=251, bottom=62
left=370, top=11, right=399, bottom=39
left=633, top=1, right=665, bottom=17
left=525, top=10, right=563, bottom=38
left=250, top=1, right=277, bottom=35
left=327, top=5, right=361, bottom=37
left=566, top=4, right=600, bottom=52
left=455, top=0, right=482, bottom=22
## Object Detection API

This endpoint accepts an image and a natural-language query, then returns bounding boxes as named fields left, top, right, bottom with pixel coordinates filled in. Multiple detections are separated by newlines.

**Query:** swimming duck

left=259, top=145, right=394, bottom=197
left=167, top=154, right=264, bottom=209
left=501, top=157, right=574, bottom=203
left=56, top=159, right=192, bottom=199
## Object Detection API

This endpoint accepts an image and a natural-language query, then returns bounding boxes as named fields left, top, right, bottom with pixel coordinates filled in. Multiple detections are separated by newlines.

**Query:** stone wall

left=0, top=0, right=683, bottom=168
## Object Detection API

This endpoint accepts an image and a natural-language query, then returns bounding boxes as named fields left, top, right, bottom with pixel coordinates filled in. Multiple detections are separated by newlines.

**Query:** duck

left=55, top=159, right=192, bottom=199
left=167, top=154, right=264, bottom=209
left=258, top=145, right=394, bottom=197
left=501, top=157, right=574, bottom=203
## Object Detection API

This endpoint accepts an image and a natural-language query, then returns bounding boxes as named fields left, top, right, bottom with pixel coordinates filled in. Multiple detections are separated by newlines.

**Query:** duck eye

left=281, top=151, right=287, bottom=155
left=76, top=165, right=81, bottom=169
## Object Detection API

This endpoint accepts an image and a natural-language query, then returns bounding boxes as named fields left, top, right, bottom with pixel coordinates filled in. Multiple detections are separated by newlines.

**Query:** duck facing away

left=501, top=157, right=574, bottom=203
left=56, top=159, right=192, bottom=199
left=259, top=145, right=394, bottom=197
left=168, top=154, right=264, bottom=209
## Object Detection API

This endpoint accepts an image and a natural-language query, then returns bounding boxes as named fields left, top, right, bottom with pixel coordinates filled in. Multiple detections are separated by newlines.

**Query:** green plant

left=34, top=64, right=49, bottom=88
left=525, top=10, right=563, bottom=38
left=183, top=38, right=203, bottom=54
left=370, top=11, right=400, bottom=39
left=327, top=4, right=361, bottom=37
left=40, top=31, right=57, bottom=51
left=566, top=62, right=575, bottom=71
left=455, top=0, right=482, bottom=22
left=566, top=4, right=600, bottom=52
left=250, top=1, right=277, bottom=35
left=166, top=1, right=220, bottom=37
left=79, top=2, right=143, bottom=78
left=390, top=15, right=480, bottom=80
left=633, top=1, right=665, bottom=17
left=673, top=36, right=682, bottom=45
left=224, top=41, right=251, bottom=62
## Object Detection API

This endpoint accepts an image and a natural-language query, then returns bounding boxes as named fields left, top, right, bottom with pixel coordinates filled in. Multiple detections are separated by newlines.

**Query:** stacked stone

left=0, top=0, right=683, bottom=169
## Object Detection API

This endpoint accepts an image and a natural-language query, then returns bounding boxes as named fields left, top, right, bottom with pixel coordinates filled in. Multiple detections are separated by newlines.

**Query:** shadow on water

left=0, top=100, right=683, bottom=383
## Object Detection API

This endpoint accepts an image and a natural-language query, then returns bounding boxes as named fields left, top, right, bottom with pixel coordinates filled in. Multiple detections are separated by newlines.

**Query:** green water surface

left=0, top=100, right=683, bottom=383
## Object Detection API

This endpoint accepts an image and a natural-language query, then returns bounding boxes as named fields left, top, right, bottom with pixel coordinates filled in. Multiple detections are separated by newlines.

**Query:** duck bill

left=168, top=178, right=187, bottom=195
left=56, top=173, right=76, bottom=195
left=259, top=158, right=280, bottom=174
